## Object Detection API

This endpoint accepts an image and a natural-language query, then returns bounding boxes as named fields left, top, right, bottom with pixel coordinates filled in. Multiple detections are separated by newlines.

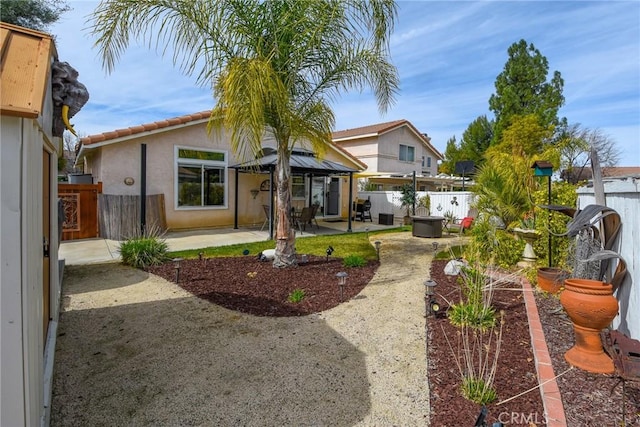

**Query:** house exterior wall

left=577, top=178, right=640, bottom=340
left=335, top=126, right=439, bottom=176
left=335, top=135, right=380, bottom=172
left=84, top=122, right=359, bottom=230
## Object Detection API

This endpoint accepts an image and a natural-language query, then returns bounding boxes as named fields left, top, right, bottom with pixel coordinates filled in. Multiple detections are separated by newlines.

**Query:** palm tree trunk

left=273, top=144, right=297, bottom=268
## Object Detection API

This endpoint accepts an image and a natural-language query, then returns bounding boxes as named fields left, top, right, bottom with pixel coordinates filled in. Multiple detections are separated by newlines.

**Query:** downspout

left=140, top=144, right=146, bottom=234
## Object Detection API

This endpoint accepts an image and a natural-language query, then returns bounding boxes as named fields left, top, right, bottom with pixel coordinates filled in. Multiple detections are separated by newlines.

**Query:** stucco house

left=1, top=22, right=88, bottom=426
left=76, top=112, right=367, bottom=239
left=332, top=119, right=446, bottom=190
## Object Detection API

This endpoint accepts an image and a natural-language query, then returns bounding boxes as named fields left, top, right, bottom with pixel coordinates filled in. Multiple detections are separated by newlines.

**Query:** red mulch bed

left=427, top=260, right=544, bottom=426
left=148, top=256, right=640, bottom=426
left=535, top=292, right=640, bottom=426
left=148, top=255, right=378, bottom=317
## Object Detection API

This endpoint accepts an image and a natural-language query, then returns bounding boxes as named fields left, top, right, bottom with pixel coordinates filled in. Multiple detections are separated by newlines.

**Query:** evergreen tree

left=0, top=0, right=70, bottom=31
left=439, top=136, right=460, bottom=175
left=459, top=115, right=493, bottom=168
left=488, top=39, right=564, bottom=143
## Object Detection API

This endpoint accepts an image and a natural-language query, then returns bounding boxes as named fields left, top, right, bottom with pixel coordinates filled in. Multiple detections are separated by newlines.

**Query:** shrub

left=343, top=254, right=366, bottom=268
left=448, top=266, right=496, bottom=330
left=448, top=302, right=496, bottom=331
left=287, top=289, right=305, bottom=303
left=119, top=230, right=169, bottom=268
left=465, top=218, right=523, bottom=269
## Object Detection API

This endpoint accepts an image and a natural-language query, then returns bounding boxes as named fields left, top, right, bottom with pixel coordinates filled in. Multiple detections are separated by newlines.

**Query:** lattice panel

left=60, top=193, right=81, bottom=232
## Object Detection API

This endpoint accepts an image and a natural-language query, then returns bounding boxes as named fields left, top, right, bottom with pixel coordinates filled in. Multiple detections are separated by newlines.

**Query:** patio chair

left=310, top=203, right=320, bottom=229
left=457, top=208, right=477, bottom=235
left=295, top=207, right=316, bottom=232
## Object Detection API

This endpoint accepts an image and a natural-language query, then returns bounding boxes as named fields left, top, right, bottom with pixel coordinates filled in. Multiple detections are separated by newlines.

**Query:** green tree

left=440, top=135, right=460, bottom=175
left=458, top=115, right=493, bottom=168
left=91, top=0, right=399, bottom=267
left=0, top=0, right=70, bottom=31
left=491, top=114, right=553, bottom=158
left=489, top=39, right=564, bottom=143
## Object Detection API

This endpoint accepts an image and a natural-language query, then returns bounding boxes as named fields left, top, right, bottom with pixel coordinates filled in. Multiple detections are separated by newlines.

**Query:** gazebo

left=230, top=147, right=360, bottom=239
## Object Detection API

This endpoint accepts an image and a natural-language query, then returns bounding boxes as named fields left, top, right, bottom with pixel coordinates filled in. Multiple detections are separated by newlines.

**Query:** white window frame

left=291, top=174, right=307, bottom=200
left=174, top=146, right=228, bottom=210
left=399, top=144, right=415, bottom=162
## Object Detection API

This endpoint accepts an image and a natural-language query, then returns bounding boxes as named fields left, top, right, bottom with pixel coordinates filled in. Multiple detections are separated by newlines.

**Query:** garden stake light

left=432, top=241, right=438, bottom=252
left=173, top=258, right=183, bottom=283
left=336, top=272, right=348, bottom=301
left=374, top=241, right=381, bottom=260
left=326, top=246, right=334, bottom=261
left=300, top=254, right=308, bottom=264
left=424, top=279, right=439, bottom=316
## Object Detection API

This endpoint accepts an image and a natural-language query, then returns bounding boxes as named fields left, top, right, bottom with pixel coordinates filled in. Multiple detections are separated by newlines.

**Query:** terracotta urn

left=536, top=267, right=569, bottom=294
left=559, top=278, right=618, bottom=374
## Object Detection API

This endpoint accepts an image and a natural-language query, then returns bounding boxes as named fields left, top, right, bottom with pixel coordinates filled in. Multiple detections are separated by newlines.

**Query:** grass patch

left=168, top=229, right=408, bottom=260
left=434, top=244, right=466, bottom=260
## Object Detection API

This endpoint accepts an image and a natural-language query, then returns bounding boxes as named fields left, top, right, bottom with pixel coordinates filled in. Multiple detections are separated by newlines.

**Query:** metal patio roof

left=230, top=147, right=358, bottom=175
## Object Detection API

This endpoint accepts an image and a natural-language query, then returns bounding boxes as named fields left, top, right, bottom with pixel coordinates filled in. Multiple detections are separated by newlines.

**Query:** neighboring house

left=76, top=112, right=366, bottom=237
left=332, top=119, right=445, bottom=190
left=1, top=22, right=88, bottom=426
left=561, top=166, right=640, bottom=184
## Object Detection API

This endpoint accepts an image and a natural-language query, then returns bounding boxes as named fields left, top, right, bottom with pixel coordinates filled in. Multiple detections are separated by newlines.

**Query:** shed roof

left=0, top=22, right=54, bottom=118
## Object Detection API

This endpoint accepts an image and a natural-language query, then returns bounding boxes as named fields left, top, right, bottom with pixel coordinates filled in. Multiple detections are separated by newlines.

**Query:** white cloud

left=49, top=1, right=639, bottom=166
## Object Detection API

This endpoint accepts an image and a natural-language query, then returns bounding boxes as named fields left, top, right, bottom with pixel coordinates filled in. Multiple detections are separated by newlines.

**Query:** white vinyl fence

left=357, top=191, right=475, bottom=224
left=577, top=177, right=640, bottom=340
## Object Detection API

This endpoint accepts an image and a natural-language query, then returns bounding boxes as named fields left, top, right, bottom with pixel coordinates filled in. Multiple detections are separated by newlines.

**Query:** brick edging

left=521, top=278, right=568, bottom=426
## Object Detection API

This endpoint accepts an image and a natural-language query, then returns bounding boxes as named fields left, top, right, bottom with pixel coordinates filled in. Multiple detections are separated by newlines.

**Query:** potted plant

left=555, top=204, right=627, bottom=374
left=399, top=183, right=416, bottom=225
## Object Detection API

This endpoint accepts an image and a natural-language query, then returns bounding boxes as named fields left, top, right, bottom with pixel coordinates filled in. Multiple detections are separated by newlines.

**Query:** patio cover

left=230, top=147, right=358, bottom=175
left=229, top=148, right=359, bottom=238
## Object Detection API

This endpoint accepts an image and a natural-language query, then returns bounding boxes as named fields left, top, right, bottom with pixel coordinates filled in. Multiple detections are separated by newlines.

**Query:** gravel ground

left=52, top=233, right=462, bottom=426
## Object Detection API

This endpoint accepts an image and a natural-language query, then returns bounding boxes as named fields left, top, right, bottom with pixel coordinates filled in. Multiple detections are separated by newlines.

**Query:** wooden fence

left=58, top=182, right=102, bottom=240
left=98, top=194, right=167, bottom=240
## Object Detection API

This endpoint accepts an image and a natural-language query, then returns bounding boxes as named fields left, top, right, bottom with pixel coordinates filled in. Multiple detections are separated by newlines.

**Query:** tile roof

left=0, top=22, right=55, bottom=118
left=81, top=110, right=212, bottom=145
left=602, top=166, right=640, bottom=177
left=331, top=119, right=408, bottom=140
left=78, top=110, right=368, bottom=170
left=332, top=119, right=444, bottom=160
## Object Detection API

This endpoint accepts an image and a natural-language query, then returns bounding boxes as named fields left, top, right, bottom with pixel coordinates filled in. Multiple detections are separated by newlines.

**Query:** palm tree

left=91, top=0, right=399, bottom=267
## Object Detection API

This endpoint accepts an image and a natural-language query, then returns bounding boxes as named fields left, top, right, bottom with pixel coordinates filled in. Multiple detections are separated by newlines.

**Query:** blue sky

left=50, top=1, right=639, bottom=166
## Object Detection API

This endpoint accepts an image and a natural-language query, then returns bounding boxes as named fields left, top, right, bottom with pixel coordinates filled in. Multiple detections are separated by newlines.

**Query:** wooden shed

left=1, top=22, right=65, bottom=426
